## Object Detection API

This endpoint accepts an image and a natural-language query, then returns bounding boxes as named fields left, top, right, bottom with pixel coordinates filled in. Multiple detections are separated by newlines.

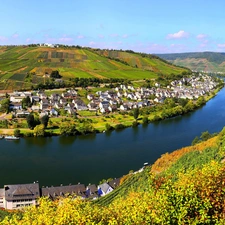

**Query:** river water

left=1, top=87, right=225, bottom=187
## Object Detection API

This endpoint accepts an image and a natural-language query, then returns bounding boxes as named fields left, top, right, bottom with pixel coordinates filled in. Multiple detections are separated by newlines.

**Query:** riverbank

left=0, top=85, right=223, bottom=137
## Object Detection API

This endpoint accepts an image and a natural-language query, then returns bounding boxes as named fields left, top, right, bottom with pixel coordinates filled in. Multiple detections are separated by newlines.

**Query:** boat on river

left=5, top=136, right=20, bottom=140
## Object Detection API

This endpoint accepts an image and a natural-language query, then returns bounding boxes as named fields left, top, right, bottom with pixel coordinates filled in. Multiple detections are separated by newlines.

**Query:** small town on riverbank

left=0, top=73, right=223, bottom=137
left=0, top=177, right=120, bottom=210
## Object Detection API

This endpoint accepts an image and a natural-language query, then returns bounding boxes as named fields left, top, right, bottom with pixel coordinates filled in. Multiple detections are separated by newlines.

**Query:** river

left=1, top=87, right=225, bottom=187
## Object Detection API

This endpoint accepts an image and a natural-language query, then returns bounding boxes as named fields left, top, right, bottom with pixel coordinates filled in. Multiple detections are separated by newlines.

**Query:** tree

left=0, top=98, right=10, bottom=113
left=196, top=96, right=206, bottom=107
left=105, top=123, right=113, bottom=131
left=200, top=131, right=211, bottom=141
left=22, top=96, right=31, bottom=109
left=184, top=100, right=195, bottom=113
left=50, top=70, right=62, bottom=79
left=33, top=124, right=45, bottom=137
left=14, top=129, right=21, bottom=137
left=77, top=121, right=95, bottom=134
left=40, top=115, right=49, bottom=128
left=132, top=121, right=138, bottom=127
left=192, top=136, right=200, bottom=145
left=60, top=122, right=77, bottom=136
left=133, top=108, right=139, bottom=121
left=142, top=116, right=149, bottom=124
left=26, top=114, right=35, bottom=130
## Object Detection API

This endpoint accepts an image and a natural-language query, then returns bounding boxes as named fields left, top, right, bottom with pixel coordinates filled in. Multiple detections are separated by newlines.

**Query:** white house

left=97, top=183, right=113, bottom=196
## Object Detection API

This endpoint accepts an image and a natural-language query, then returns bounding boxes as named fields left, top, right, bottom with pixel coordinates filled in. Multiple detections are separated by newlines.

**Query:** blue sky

left=0, top=0, right=225, bottom=53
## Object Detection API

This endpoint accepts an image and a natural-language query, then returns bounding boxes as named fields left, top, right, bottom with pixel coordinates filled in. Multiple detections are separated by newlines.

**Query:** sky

left=0, top=0, right=225, bottom=53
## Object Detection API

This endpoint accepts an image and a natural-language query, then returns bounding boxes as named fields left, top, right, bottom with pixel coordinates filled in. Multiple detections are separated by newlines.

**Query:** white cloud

left=98, top=34, right=104, bottom=38
left=110, top=34, right=119, bottom=38
left=77, top=35, right=85, bottom=39
left=217, top=43, right=225, bottom=48
left=166, top=30, right=189, bottom=39
left=12, top=33, right=19, bottom=39
left=59, top=37, right=73, bottom=43
left=89, top=41, right=96, bottom=46
left=196, top=34, right=207, bottom=39
left=0, top=36, right=8, bottom=42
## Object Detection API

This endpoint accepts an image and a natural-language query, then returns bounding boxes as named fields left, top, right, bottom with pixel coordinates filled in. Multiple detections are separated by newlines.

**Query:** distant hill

left=0, top=46, right=189, bottom=90
left=157, top=52, right=225, bottom=73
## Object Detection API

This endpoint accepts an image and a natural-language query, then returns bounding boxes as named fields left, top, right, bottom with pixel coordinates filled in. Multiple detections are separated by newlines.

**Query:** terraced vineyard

left=0, top=46, right=189, bottom=90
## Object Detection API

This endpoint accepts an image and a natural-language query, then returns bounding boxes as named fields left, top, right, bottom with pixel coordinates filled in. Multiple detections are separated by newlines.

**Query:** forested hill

left=0, top=45, right=189, bottom=90
left=157, top=52, right=225, bottom=72
left=2, top=128, right=225, bottom=224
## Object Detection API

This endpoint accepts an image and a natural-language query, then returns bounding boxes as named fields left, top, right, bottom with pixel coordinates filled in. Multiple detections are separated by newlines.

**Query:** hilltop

left=0, top=45, right=189, bottom=90
left=157, top=52, right=225, bottom=73
left=2, top=127, right=225, bottom=224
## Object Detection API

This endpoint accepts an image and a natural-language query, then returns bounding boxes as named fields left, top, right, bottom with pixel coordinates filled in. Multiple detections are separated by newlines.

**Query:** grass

left=0, top=46, right=188, bottom=90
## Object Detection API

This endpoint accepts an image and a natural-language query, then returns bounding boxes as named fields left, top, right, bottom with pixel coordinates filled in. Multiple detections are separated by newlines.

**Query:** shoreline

left=0, top=83, right=223, bottom=138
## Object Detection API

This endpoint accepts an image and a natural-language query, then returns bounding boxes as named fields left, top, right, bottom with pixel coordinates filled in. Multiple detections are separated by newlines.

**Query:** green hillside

left=0, top=46, right=189, bottom=90
left=157, top=52, right=225, bottom=73
left=2, top=128, right=225, bottom=224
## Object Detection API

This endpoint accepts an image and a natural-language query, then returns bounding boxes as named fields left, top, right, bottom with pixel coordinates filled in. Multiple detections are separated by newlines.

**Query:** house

left=10, top=95, right=24, bottom=103
left=97, top=183, right=114, bottom=196
left=16, top=110, right=30, bottom=118
left=50, top=108, right=59, bottom=116
left=54, top=102, right=63, bottom=109
left=40, top=111, right=49, bottom=117
left=66, top=107, right=76, bottom=115
left=40, top=99, right=49, bottom=110
left=87, top=94, right=95, bottom=100
left=120, top=104, right=129, bottom=111
left=59, top=98, right=67, bottom=105
left=42, top=184, right=86, bottom=200
left=127, top=93, right=135, bottom=100
left=9, top=102, right=22, bottom=110
left=85, top=184, right=98, bottom=199
left=3, top=183, right=40, bottom=210
left=74, top=100, right=88, bottom=111
left=115, top=87, right=122, bottom=92
left=87, top=102, right=98, bottom=111
left=108, top=105, right=117, bottom=112
left=67, top=89, right=77, bottom=97
left=117, top=91, right=123, bottom=98
left=0, top=188, right=5, bottom=208
left=31, top=96, right=40, bottom=103
left=76, top=105, right=88, bottom=111
left=108, top=178, right=121, bottom=189
left=99, top=101, right=110, bottom=109
left=50, top=93, right=60, bottom=101
left=31, top=105, right=40, bottom=111
left=38, top=92, right=47, bottom=100
left=154, top=97, right=164, bottom=103
left=137, top=102, right=144, bottom=108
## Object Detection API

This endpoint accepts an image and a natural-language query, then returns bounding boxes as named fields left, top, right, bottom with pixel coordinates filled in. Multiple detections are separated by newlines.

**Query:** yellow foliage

left=151, top=136, right=218, bottom=174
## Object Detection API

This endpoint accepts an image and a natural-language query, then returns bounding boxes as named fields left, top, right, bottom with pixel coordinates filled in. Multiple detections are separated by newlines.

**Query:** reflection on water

left=58, top=135, right=77, bottom=145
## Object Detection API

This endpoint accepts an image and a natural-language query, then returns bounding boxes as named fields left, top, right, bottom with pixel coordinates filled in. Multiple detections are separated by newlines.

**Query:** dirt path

left=0, top=113, right=7, bottom=120
left=0, top=129, right=14, bottom=135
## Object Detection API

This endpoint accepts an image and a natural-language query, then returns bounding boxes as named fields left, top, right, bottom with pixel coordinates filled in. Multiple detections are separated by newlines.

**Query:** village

left=0, top=177, right=121, bottom=210
left=5, top=74, right=219, bottom=119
